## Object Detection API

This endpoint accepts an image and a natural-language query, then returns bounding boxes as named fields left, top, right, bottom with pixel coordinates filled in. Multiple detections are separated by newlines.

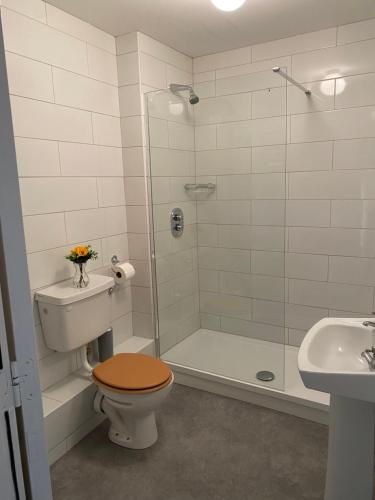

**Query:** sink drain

left=256, top=370, right=275, bottom=382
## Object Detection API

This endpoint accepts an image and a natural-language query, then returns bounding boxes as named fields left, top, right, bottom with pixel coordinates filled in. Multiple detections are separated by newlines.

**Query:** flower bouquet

left=65, top=245, right=98, bottom=288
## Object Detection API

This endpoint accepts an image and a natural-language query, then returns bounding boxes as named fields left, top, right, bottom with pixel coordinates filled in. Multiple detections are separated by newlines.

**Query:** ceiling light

left=211, top=0, right=246, bottom=12
left=320, top=74, right=346, bottom=96
left=168, top=100, right=185, bottom=116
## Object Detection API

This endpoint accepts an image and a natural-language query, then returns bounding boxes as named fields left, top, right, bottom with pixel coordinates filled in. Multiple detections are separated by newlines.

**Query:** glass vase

left=73, top=262, right=89, bottom=288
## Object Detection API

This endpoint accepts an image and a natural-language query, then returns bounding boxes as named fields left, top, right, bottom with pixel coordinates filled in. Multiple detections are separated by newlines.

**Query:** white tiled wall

left=193, top=17, right=375, bottom=347
left=1, top=1, right=132, bottom=394
left=116, top=31, right=196, bottom=349
left=189, top=67, right=288, bottom=343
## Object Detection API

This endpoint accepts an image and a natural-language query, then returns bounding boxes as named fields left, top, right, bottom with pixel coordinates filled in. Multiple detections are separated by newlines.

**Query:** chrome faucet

left=362, top=347, right=375, bottom=370
left=362, top=322, right=375, bottom=369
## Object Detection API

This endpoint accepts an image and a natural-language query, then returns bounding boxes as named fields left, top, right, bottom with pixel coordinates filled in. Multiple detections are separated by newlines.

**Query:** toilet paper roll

left=112, top=262, right=135, bottom=284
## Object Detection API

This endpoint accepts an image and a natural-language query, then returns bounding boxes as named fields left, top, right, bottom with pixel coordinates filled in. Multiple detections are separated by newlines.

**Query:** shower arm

left=272, top=67, right=311, bottom=96
left=169, top=83, right=193, bottom=93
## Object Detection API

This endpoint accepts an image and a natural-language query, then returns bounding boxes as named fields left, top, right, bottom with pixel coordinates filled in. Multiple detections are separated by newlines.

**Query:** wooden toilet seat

left=92, top=353, right=172, bottom=394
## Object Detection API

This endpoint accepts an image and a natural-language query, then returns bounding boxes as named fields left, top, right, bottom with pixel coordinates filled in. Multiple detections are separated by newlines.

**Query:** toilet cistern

left=35, top=274, right=114, bottom=352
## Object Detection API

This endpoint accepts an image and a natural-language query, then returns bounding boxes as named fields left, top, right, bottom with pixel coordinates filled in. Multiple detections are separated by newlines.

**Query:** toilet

left=93, top=353, right=173, bottom=448
left=36, top=274, right=173, bottom=449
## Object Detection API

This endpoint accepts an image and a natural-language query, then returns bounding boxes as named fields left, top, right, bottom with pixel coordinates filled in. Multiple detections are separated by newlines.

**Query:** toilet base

left=95, top=391, right=159, bottom=449
left=108, top=411, right=158, bottom=449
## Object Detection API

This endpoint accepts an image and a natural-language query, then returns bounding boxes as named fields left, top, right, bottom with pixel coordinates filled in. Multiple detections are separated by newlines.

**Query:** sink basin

left=298, top=317, right=375, bottom=500
left=298, top=317, right=375, bottom=402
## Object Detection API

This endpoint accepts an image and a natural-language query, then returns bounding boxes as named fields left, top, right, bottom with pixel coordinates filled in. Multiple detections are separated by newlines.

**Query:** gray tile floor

left=51, top=384, right=328, bottom=500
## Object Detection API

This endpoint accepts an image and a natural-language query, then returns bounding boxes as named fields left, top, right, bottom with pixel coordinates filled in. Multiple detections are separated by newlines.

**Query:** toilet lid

left=92, top=353, right=172, bottom=391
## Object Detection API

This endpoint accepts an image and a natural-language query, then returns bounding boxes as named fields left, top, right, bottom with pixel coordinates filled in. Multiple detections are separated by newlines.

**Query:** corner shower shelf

left=184, top=183, right=216, bottom=194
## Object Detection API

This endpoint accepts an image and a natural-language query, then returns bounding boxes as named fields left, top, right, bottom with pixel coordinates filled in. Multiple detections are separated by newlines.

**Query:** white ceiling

left=45, top=0, right=375, bottom=57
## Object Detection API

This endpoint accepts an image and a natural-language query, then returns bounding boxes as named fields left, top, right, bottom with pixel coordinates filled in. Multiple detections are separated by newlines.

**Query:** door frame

left=0, top=12, right=52, bottom=500
left=0, top=287, right=26, bottom=500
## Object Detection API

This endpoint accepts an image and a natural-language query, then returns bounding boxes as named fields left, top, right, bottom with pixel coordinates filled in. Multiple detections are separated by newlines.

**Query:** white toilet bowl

left=92, top=353, right=173, bottom=449
left=94, top=374, right=173, bottom=449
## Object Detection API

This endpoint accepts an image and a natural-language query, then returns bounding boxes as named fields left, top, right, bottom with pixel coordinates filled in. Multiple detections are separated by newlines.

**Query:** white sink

left=298, top=317, right=375, bottom=402
left=298, top=317, right=375, bottom=500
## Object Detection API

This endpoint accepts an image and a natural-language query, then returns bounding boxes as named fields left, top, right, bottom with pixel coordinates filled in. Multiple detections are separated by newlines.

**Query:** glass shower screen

left=147, top=67, right=287, bottom=390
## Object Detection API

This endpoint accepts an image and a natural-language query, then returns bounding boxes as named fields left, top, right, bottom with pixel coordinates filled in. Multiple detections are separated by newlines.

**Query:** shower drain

left=256, top=370, right=275, bottom=382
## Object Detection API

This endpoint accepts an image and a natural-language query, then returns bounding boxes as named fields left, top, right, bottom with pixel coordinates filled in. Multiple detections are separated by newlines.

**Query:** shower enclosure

left=147, top=67, right=288, bottom=391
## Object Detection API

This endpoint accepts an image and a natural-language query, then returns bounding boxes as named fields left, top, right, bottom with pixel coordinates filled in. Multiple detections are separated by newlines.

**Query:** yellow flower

left=73, top=246, right=89, bottom=257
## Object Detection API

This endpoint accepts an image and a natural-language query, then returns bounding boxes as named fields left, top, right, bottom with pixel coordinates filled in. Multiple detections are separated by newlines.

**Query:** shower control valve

left=171, top=207, right=184, bottom=238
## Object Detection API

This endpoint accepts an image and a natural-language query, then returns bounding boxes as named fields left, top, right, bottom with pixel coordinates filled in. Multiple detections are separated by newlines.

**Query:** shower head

left=169, top=83, right=200, bottom=105
left=189, top=92, right=200, bottom=105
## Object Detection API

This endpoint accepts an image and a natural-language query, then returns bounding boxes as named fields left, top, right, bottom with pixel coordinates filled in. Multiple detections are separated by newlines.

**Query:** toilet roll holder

left=110, top=256, right=135, bottom=285
left=111, top=255, right=120, bottom=265
left=110, top=255, right=122, bottom=286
